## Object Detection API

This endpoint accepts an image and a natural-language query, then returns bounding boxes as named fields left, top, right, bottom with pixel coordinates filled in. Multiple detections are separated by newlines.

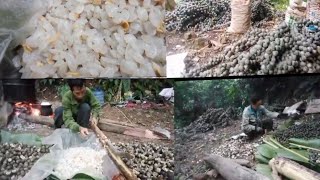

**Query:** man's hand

left=278, top=113, right=288, bottom=119
left=79, top=127, right=89, bottom=137
left=256, top=127, right=263, bottom=132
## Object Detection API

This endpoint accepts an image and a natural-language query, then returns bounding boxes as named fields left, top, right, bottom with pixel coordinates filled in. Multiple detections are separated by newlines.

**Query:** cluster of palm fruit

left=165, top=0, right=274, bottom=32
left=185, top=20, right=320, bottom=77
left=274, top=119, right=320, bottom=144
left=309, top=150, right=320, bottom=165
left=0, top=143, right=51, bottom=180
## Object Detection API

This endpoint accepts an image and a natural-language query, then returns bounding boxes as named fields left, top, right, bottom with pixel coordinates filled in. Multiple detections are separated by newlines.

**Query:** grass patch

left=271, top=0, right=289, bottom=11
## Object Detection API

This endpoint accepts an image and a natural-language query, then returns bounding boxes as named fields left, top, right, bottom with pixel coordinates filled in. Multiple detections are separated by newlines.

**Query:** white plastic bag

left=22, top=129, right=120, bottom=180
left=227, top=0, right=252, bottom=33
left=0, top=0, right=48, bottom=49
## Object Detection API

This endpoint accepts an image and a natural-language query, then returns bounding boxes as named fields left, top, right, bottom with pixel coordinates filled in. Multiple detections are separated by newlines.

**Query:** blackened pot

left=40, top=104, right=53, bottom=116
left=2, top=79, right=36, bottom=103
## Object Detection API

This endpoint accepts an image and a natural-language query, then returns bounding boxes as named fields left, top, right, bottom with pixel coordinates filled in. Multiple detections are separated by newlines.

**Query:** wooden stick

left=100, top=118, right=136, bottom=128
left=18, top=113, right=54, bottom=127
left=269, top=157, right=320, bottom=180
left=90, top=122, right=137, bottom=180
left=115, top=107, right=133, bottom=124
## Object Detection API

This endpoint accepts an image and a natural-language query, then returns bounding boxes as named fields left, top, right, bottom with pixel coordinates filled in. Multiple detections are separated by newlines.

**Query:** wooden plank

left=283, top=101, right=305, bottom=114
left=305, top=99, right=320, bottom=114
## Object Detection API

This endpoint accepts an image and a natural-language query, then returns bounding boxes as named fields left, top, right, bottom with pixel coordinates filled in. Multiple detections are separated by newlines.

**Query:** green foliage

left=289, top=138, right=320, bottom=149
left=257, top=144, right=278, bottom=159
left=38, top=79, right=61, bottom=87
left=271, top=0, right=289, bottom=11
left=256, top=164, right=273, bottom=179
left=57, top=84, right=70, bottom=99
left=174, top=79, right=249, bottom=128
left=46, top=173, right=100, bottom=180
left=256, top=137, right=320, bottom=173
left=98, top=79, right=174, bottom=102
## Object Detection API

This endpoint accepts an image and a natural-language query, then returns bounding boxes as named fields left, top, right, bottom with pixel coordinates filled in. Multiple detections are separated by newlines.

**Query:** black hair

left=250, top=94, right=263, bottom=104
left=67, top=79, right=85, bottom=91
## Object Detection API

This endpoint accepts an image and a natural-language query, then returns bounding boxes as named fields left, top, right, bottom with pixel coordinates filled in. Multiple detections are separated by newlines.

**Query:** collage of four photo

left=0, top=0, right=320, bottom=180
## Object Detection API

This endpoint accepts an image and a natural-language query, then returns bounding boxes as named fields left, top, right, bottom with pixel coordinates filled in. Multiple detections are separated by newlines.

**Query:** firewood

left=18, top=113, right=54, bottom=127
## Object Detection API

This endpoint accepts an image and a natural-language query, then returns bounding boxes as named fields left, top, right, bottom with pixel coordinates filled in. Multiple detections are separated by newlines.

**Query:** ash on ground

left=6, top=116, right=49, bottom=132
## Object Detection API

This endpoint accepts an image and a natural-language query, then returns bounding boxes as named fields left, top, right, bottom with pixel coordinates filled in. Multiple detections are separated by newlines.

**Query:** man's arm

left=62, top=96, right=80, bottom=132
left=87, top=89, right=102, bottom=119
left=261, top=106, right=279, bottom=118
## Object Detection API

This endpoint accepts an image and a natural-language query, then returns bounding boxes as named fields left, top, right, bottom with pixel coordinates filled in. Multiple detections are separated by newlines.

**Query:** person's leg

left=76, top=103, right=91, bottom=128
left=243, top=128, right=256, bottom=140
left=54, top=106, right=64, bottom=128
left=261, top=119, right=274, bottom=131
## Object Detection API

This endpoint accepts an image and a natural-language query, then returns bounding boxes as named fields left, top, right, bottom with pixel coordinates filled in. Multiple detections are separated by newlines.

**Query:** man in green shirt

left=54, top=79, right=101, bottom=137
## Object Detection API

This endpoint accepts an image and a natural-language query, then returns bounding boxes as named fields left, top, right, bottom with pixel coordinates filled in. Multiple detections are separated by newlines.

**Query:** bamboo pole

left=90, top=122, right=137, bottom=180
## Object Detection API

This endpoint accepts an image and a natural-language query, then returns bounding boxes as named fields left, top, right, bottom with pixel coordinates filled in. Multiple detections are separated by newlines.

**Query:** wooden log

left=18, top=113, right=54, bottom=127
left=233, top=159, right=251, bottom=168
left=269, top=157, right=320, bottom=180
left=98, top=121, right=127, bottom=134
left=204, top=155, right=269, bottom=180
left=193, top=169, right=218, bottom=180
left=99, top=118, right=137, bottom=128
left=91, top=122, right=137, bottom=180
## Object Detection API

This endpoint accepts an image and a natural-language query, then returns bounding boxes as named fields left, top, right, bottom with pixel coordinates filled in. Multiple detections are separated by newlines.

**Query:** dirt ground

left=4, top=87, right=174, bottom=146
left=174, top=118, right=271, bottom=180
left=166, top=17, right=283, bottom=72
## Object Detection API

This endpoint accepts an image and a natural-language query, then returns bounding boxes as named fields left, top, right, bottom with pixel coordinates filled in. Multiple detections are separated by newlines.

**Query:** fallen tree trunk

left=269, top=157, right=320, bottom=180
left=204, top=155, right=269, bottom=180
left=18, top=113, right=54, bottom=127
left=98, top=121, right=168, bottom=140
left=91, top=122, right=137, bottom=180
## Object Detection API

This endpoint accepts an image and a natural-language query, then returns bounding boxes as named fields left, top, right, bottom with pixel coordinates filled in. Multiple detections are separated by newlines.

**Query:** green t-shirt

left=62, top=87, right=101, bottom=132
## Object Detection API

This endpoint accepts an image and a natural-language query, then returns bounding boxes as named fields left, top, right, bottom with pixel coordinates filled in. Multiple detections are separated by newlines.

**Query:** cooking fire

left=14, top=102, right=41, bottom=116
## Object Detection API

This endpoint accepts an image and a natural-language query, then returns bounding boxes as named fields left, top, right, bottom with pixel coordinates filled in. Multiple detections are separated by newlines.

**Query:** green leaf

left=257, top=144, right=278, bottom=159
left=45, top=174, right=60, bottom=180
left=256, top=164, right=273, bottom=179
left=255, top=153, right=270, bottom=164
left=289, top=138, right=320, bottom=149
left=72, top=173, right=101, bottom=180
left=276, top=149, right=309, bottom=164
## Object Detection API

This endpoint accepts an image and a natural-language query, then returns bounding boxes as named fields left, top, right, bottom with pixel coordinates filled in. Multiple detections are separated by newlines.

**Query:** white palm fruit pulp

left=20, top=0, right=166, bottom=78
left=54, top=147, right=107, bottom=179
